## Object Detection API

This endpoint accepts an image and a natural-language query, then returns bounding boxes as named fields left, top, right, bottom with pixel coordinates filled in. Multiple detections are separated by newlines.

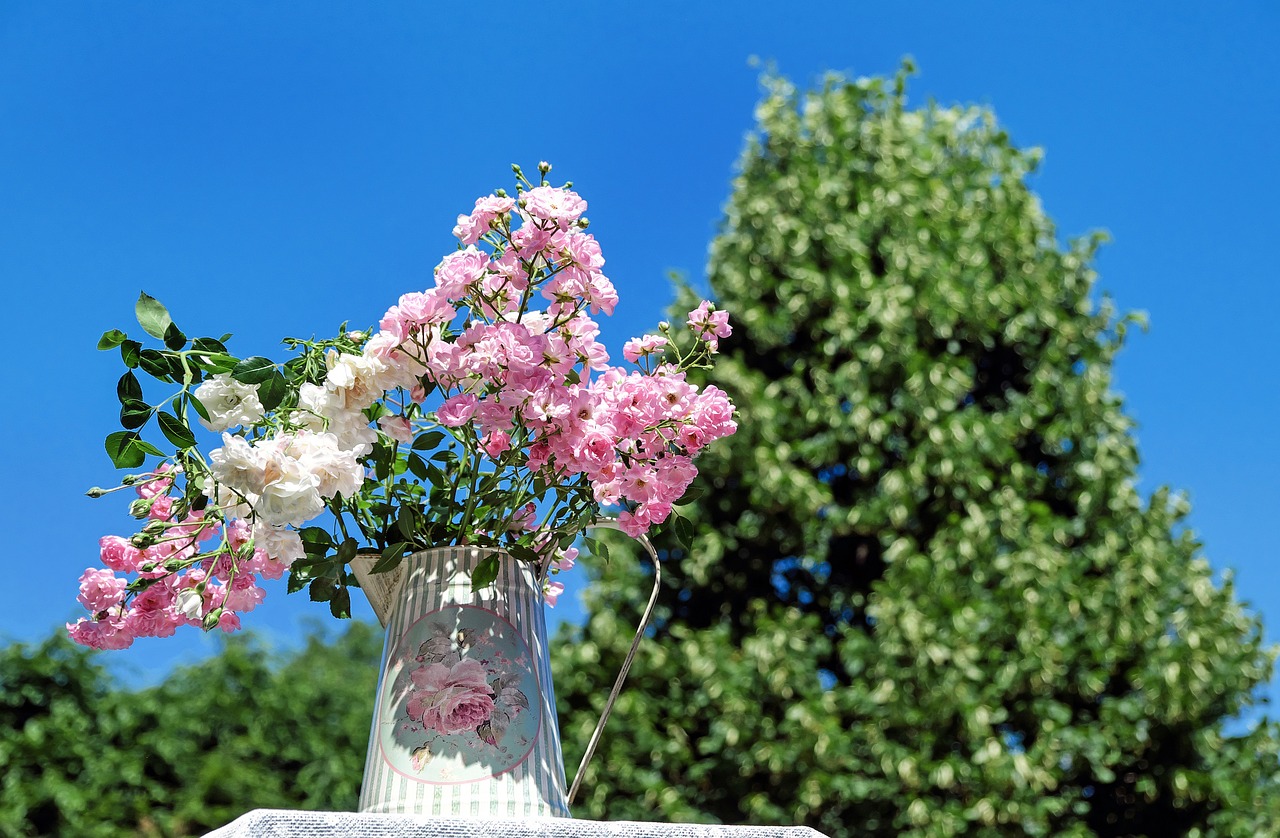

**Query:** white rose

left=291, top=431, right=366, bottom=499
left=194, top=374, right=265, bottom=431
left=363, top=336, right=425, bottom=391
left=254, top=440, right=325, bottom=527
left=176, top=589, right=204, bottom=620
left=208, top=433, right=267, bottom=497
left=325, top=350, right=389, bottom=412
left=291, top=383, right=378, bottom=457
left=292, top=382, right=336, bottom=431
left=252, top=520, right=305, bottom=567
left=326, top=410, right=378, bottom=458
left=203, top=481, right=256, bottom=521
left=377, top=415, right=415, bottom=445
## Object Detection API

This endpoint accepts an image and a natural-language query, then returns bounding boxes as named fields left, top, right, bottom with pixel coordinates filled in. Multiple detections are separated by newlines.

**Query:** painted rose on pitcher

left=407, top=658, right=495, bottom=735
left=379, top=605, right=541, bottom=783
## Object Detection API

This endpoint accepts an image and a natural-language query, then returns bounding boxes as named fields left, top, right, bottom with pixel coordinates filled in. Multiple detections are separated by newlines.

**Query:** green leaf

left=132, top=437, right=166, bottom=457
left=163, top=322, right=187, bottom=351
left=369, top=543, right=408, bottom=574
left=287, top=569, right=311, bottom=595
left=396, top=508, right=419, bottom=542
left=98, top=329, right=127, bottom=350
left=138, top=349, right=171, bottom=381
left=198, top=353, right=238, bottom=374
left=231, top=356, right=277, bottom=385
left=188, top=394, right=211, bottom=423
left=335, top=538, right=359, bottom=565
left=158, top=411, right=197, bottom=449
left=104, top=431, right=146, bottom=469
left=676, top=483, right=705, bottom=505
left=192, top=336, right=229, bottom=355
left=120, top=339, right=142, bottom=369
left=470, top=554, right=501, bottom=592
left=309, top=577, right=335, bottom=602
left=119, top=399, right=152, bottom=430
left=329, top=586, right=352, bottom=619
left=411, top=431, right=446, bottom=451
left=116, top=371, right=142, bottom=403
left=672, top=512, right=694, bottom=548
left=257, top=371, right=288, bottom=412
left=299, top=527, right=335, bottom=549
left=372, top=447, right=392, bottom=481
left=406, top=453, right=430, bottom=481
left=135, top=292, right=172, bottom=340
left=507, top=544, right=541, bottom=565
left=587, top=536, right=610, bottom=563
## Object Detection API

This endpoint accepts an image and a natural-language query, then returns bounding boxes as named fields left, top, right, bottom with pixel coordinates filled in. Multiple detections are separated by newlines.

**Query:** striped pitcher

left=351, top=547, right=570, bottom=818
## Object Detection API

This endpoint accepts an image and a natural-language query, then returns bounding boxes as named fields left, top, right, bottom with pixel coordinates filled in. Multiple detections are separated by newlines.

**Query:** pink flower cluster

left=531, top=367, right=735, bottom=536
left=67, top=469, right=278, bottom=650
left=381, top=184, right=737, bottom=538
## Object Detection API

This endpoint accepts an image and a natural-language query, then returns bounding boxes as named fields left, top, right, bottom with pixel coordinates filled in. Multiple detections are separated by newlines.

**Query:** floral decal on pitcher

left=380, top=605, right=541, bottom=783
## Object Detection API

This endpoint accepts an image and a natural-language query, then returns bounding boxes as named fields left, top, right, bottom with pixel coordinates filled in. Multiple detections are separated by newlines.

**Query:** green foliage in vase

left=0, top=623, right=381, bottom=837
left=553, top=66, right=1280, bottom=837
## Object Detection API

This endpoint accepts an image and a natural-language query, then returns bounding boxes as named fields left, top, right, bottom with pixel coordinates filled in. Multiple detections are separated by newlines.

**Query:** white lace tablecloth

left=204, top=810, right=830, bottom=838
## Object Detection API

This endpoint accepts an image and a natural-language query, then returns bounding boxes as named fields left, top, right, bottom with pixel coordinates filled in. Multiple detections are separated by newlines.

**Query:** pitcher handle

left=538, top=518, right=662, bottom=808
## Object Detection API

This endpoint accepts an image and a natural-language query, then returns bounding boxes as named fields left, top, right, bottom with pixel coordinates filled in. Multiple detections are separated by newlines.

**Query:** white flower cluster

left=200, top=342, right=415, bottom=565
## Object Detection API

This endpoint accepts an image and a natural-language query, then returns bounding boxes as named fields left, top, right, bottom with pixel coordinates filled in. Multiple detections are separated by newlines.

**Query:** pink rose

left=520, top=186, right=587, bottom=229
left=147, top=495, right=174, bottom=521
left=135, top=464, right=176, bottom=499
left=67, top=611, right=134, bottom=650
left=687, top=300, right=732, bottom=351
left=453, top=195, right=515, bottom=245
left=437, top=393, right=479, bottom=427
left=551, top=547, right=578, bottom=573
left=77, top=568, right=127, bottom=612
left=99, top=535, right=143, bottom=572
left=406, top=658, right=495, bottom=734
left=435, top=247, right=489, bottom=297
left=378, top=415, right=415, bottom=444
left=482, top=431, right=512, bottom=459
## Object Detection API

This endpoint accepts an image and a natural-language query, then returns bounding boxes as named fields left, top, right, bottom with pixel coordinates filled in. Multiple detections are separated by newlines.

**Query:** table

left=205, top=810, right=831, bottom=838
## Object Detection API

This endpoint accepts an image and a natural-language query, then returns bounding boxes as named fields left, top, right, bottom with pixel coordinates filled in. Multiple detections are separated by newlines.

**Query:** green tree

left=0, top=622, right=382, bottom=837
left=554, top=67, right=1280, bottom=837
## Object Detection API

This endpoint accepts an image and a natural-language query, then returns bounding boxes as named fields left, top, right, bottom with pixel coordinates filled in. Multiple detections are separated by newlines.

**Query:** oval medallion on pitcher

left=377, top=604, right=542, bottom=785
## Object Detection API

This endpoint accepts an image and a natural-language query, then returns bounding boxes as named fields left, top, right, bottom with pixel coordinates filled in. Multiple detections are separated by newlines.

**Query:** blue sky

left=1, top=3, right=1276, bottom=695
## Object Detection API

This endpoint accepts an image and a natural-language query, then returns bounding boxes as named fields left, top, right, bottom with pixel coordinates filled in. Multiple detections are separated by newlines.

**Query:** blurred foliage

left=0, top=622, right=382, bottom=837
left=553, top=66, right=1280, bottom=836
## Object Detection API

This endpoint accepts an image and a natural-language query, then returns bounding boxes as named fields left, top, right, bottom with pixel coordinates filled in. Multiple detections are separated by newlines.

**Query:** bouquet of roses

left=70, top=164, right=736, bottom=650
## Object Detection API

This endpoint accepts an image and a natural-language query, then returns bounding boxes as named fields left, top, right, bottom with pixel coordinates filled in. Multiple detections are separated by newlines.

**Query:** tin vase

left=351, top=547, right=570, bottom=818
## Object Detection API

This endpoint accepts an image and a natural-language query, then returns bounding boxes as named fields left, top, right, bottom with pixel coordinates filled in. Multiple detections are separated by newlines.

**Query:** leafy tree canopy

left=554, top=66, right=1280, bottom=837
left=0, top=622, right=382, bottom=837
